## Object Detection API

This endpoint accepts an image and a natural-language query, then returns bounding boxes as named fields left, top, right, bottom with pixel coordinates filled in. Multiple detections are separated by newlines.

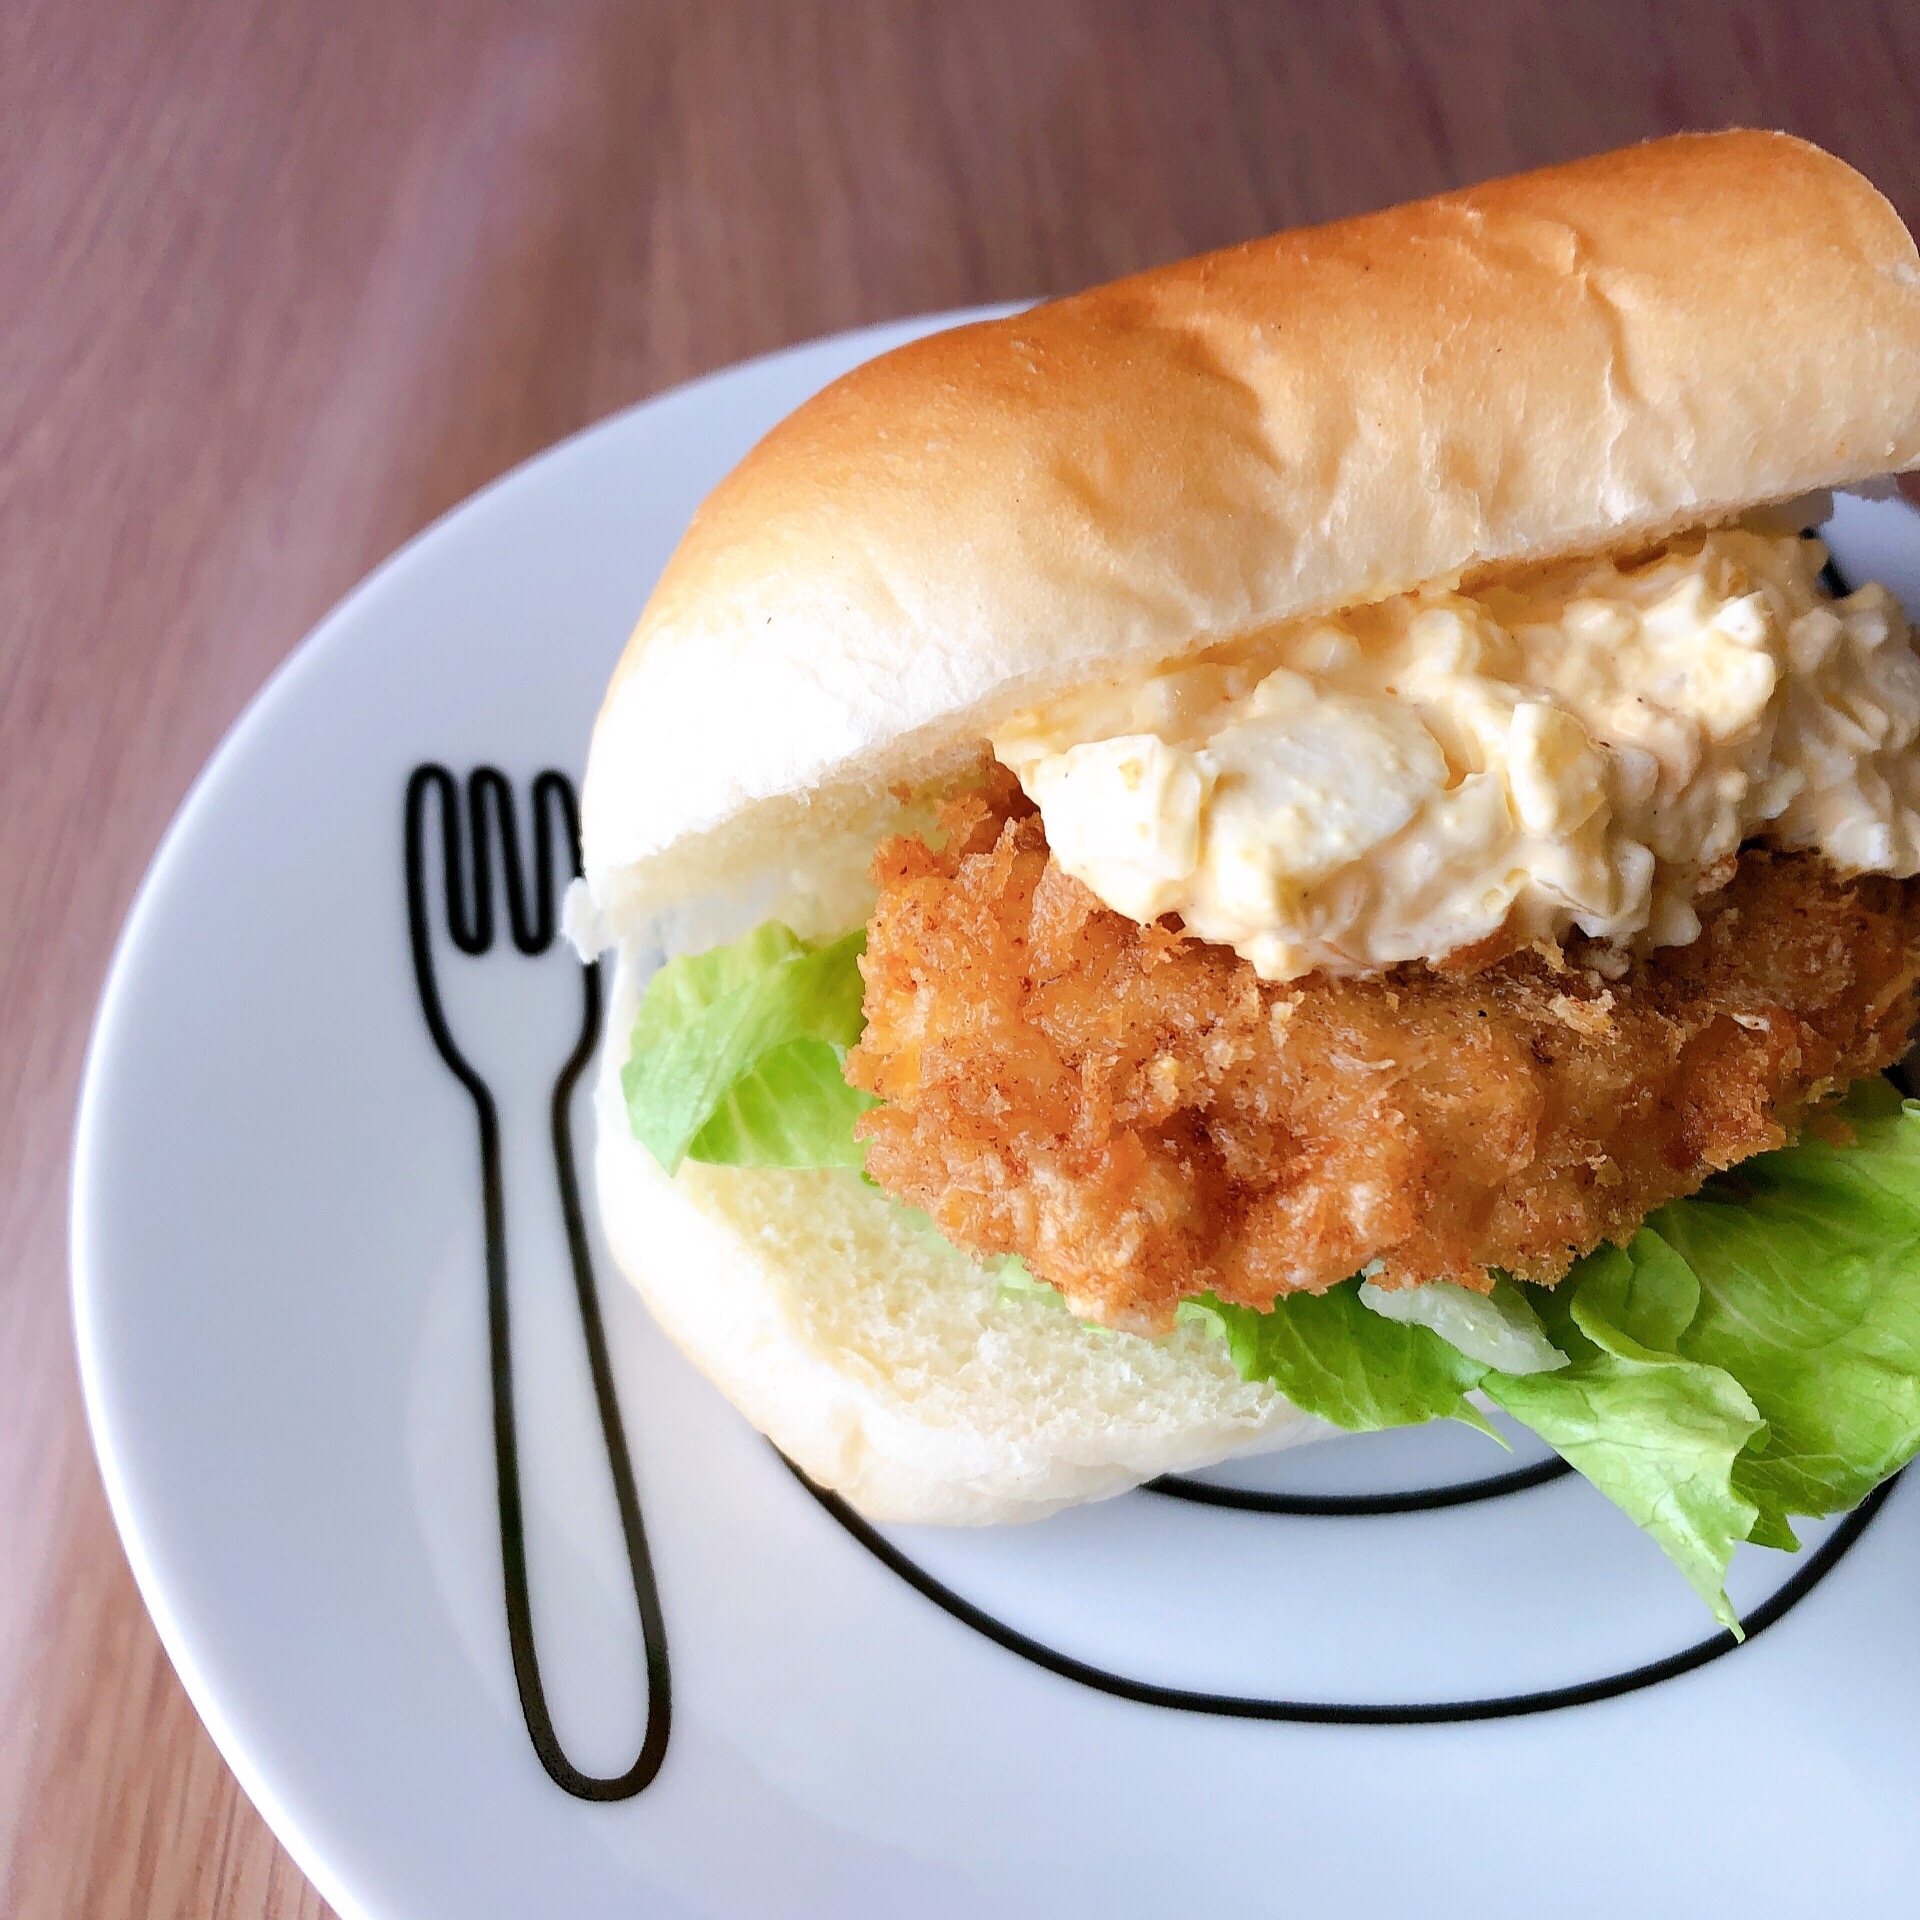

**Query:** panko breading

left=847, top=773, right=1920, bottom=1333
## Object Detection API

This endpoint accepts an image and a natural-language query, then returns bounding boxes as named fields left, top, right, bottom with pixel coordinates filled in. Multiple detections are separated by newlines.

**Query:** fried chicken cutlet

left=846, top=773, right=1920, bottom=1333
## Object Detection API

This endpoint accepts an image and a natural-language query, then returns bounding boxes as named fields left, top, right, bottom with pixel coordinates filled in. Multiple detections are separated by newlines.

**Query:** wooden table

left=5, top=3, right=1920, bottom=1912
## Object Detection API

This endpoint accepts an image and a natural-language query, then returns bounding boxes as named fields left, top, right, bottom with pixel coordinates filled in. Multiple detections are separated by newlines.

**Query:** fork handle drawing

left=405, top=764, right=670, bottom=1801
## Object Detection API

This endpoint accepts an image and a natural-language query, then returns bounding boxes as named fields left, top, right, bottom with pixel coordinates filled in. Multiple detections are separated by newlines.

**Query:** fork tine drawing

left=405, top=763, right=672, bottom=1801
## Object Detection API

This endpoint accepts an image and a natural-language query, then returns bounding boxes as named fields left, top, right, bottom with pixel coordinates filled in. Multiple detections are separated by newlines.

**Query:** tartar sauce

left=990, top=529, right=1920, bottom=979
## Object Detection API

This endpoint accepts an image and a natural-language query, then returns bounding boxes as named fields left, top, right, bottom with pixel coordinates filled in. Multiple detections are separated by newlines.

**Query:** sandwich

left=573, top=130, right=1920, bottom=1628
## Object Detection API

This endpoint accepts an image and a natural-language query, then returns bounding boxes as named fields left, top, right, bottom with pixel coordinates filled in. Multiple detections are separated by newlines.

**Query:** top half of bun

left=583, top=131, right=1920, bottom=945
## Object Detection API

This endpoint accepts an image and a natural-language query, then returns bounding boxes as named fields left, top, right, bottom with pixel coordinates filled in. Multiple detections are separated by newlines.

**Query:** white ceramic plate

left=72, top=310, right=1920, bottom=1920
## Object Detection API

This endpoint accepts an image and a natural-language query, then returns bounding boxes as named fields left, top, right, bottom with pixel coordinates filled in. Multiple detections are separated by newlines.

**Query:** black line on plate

left=783, top=1454, right=1900, bottom=1724
left=1144, top=1453, right=1574, bottom=1514
left=406, top=764, right=670, bottom=1801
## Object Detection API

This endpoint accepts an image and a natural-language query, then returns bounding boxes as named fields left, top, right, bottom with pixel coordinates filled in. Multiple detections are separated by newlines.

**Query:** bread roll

left=581, top=133, right=1920, bottom=1521
left=585, top=130, right=1920, bottom=947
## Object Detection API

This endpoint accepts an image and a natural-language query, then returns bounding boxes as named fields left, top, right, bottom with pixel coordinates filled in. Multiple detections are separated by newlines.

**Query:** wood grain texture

left=3, top=2, right=1918, bottom=1913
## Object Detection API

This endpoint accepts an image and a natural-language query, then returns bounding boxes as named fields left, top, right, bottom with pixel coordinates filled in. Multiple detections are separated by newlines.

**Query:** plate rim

left=62, top=304, right=1920, bottom=1920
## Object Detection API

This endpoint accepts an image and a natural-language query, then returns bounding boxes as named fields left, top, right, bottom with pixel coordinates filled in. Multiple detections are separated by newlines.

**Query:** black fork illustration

left=404, top=764, right=670, bottom=1800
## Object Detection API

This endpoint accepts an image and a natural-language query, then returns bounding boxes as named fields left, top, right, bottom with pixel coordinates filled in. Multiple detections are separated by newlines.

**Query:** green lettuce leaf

left=1206, top=1281, right=1497, bottom=1438
left=1359, top=1274, right=1566, bottom=1373
left=1483, top=1248, right=1764, bottom=1632
left=1651, top=1077, right=1920, bottom=1549
left=1210, top=1090, right=1920, bottom=1625
left=1208, top=1264, right=1764, bottom=1626
left=622, top=923, right=876, bottom=1172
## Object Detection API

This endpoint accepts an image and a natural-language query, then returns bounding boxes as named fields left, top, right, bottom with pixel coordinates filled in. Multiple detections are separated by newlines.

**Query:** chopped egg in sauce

left=990, top=528, right=1920, bottom=980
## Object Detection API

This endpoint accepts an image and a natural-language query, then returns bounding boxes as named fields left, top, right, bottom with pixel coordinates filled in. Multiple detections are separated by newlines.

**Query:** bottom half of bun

left=591, top=947, right=1326, bottom=1524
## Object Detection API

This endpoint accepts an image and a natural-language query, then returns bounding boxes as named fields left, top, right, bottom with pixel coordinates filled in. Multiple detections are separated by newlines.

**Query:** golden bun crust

left=584, top=128, right=1920, bottom=941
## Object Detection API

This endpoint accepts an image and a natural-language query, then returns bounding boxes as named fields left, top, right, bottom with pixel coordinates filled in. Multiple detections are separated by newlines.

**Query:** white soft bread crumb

left=584, top=131, right=1920, bottom=945
left=593, top=948, right=1323, bottom=1522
